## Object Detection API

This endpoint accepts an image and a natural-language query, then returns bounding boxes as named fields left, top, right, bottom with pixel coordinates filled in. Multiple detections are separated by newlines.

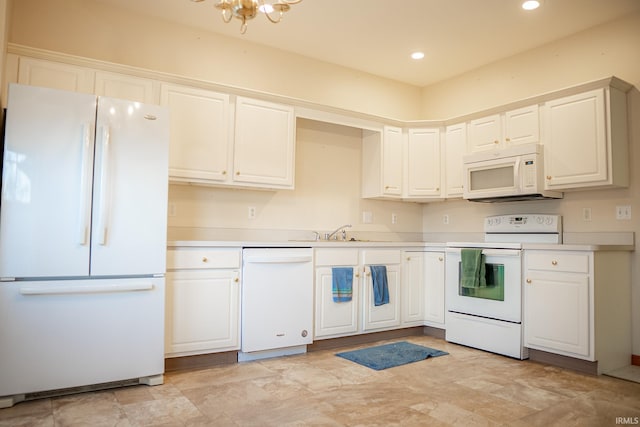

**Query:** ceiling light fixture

left=522, top=0, right=541, bottom=11
left=411, top=52, right=425, bottom=60
left=191, top=0, right=303, bottom=34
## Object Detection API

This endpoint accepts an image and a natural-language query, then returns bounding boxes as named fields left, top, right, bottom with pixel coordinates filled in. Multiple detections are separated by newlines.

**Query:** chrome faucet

left=325, top=224, right=352, bottom=241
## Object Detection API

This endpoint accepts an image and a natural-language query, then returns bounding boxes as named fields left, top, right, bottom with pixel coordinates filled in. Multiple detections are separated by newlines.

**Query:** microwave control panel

left=522, top=158, right=537, bottom=188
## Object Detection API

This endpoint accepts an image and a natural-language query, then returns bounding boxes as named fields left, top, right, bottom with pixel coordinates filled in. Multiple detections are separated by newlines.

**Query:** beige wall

left=421, top=12, right=640, bottom=354
left=168, top=119, right=424, bottom=239
left=420, top=12, right=640, bottom=119
left=9, top=0, right=421, bottom=120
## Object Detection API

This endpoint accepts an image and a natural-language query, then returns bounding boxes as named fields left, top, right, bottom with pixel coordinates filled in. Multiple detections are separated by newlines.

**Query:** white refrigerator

left=0, top=84, right=169, bottom=408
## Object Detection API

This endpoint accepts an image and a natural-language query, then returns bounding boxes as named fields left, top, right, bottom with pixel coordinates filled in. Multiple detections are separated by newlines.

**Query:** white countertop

left=167, top=240, right=444, bottom=249
left=167, top=240, right=633, bottom=252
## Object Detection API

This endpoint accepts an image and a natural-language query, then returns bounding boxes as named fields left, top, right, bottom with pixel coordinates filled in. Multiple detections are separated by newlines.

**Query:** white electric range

left=445, top=214, right=562, bottom=359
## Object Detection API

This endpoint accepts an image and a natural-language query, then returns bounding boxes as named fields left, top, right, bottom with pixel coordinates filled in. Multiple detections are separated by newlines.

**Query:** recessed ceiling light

left=411, top=52, right=425, bottom=60
left=522, top=0, right=540, bottom=10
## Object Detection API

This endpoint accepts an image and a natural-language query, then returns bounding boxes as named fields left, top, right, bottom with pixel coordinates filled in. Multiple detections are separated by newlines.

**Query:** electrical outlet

left=582, top=207, right=592, bottom=221
left=168, top=203, right=176, bottom=217
left=616, top=205, right=631, bottom=220
left=391, top=213, right=398, bottom=224
left=248, top=206, right=257, bottom=220
left=362, top=211, right=373, bottom=224
left=443, top=214, right=449, bottom=225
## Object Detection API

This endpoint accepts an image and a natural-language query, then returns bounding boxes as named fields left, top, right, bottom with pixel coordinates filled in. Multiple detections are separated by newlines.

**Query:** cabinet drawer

left=526, top=252, right=589, bottom=273
left=361, top=249, right=402, bottom=265
left=167, top=248, right=241, bottom=270
left=315, top=249, right=359, bottom=266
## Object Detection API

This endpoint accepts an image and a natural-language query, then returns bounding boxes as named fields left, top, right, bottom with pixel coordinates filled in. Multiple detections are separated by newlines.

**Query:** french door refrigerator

left=0, top=84, right=169, bottom=408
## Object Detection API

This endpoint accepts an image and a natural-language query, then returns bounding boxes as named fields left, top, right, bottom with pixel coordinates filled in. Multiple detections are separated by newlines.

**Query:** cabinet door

left=402, top=252, right=425, bottom=325
left=468, top=114, right=501, bottom=152
left=381, top=126, right=404, bottom=196
left=233, top=97, right=295, bottom=189
left=424, top=252, right=445, bottom=326
left=406, top=128, right=441, bottom=198
left=165, top=270, right=240, bottom=356
left=161, top=84, right=232, bottom=183
left=95, top=71, right=158, bottom=104
left=543, top=89, right=607, bottom=189
left=504, top=105, right=539, bottom=146
left=524, top=271, right=590, bottom=358
left=314, top=266, right=360, bottom=338
left=363, top=264, right=401, bottom=330
left=17, top=57, right=94, bottom=93
left=444, top=123, right=466, bottom=198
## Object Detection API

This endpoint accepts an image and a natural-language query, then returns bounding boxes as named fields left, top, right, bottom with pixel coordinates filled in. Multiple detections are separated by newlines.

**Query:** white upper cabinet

left=233, top=97, right=296, bottom=189
left=94, top=71, right=158, bottom=104
left=161, top=88, right=295, bottom=190
left=405, top=128, right=441, bottom=199
left=444, top=123, right=466, bottom=198
left=362, top=126, right=403, bottom=199
left=543, top=87, right=628, bottom=190
left=17, top=56, right=95, bottom=93
left=16, top=57, right=158, bottom=104
left=161, top=84, right=231, bottom=184
left=467, top=105, right=539, bottom=152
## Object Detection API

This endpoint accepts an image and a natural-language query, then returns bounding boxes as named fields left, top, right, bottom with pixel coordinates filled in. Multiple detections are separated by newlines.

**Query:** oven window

left=458, top=262, right=505, bottom=301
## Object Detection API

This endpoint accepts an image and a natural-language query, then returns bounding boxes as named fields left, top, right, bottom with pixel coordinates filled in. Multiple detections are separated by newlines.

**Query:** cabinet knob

left=406, top=256, right=411, bottom=261
left=551, top=260, right=558, bottom=266
left=494, top=140, right=499, bottom=144
left=505, top=137, right=511, bottom=142
left=385, top=185, right=390, bottom=190
left=355, top=273, right=360, bottom=278
left=222, top=170, right=227, bottom=175
left=546, top=175, right=552, bottom=180
left=236, top=171, right=240, bottom=176
left=202, top=256, right=208, bottom=263
left=234, top=277, right=239, bottom=283
left=438, top=257, right=443, bottom=262
left=526, top=278, right=532, bottom=284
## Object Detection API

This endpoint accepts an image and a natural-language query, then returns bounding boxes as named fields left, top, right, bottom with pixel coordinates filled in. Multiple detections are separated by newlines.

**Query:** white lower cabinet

left=423, top=251, right=446, bottom=327
left=362, top=250, right=401, bottom=331
left=165, top=248, right=241, bottom=357
left=314, top=248, right=402, bottom=339
left=524, top=249, right=631, bottom=374
left=401, top=251, right=425, bottom=326
left=314, top=249, right=360, bottom=339
left=401, top=250, right=445, bottom=328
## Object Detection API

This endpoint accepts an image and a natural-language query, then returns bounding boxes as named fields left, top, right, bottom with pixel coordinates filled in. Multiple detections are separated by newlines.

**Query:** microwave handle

left=514, top=157, right=521, bottom=192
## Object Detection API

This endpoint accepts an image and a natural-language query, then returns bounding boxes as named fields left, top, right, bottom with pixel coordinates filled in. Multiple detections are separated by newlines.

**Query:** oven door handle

left=446, top=248, right=521, bottom=257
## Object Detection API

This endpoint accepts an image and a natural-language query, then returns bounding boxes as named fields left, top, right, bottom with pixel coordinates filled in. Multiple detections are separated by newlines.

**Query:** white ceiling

left=97, top=0, right=640, bottom=87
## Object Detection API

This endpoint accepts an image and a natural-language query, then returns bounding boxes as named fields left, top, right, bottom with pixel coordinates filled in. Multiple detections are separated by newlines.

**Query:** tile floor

left=1, top=335, right=639, bottom=426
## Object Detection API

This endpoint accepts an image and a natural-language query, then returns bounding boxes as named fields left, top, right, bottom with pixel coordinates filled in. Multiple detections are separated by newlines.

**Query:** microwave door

left=465, top=158, right=518, bottom=199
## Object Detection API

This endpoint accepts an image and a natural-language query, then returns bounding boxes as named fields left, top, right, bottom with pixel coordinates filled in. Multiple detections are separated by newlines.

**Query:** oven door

left=446, top=247, right=522, bottom=323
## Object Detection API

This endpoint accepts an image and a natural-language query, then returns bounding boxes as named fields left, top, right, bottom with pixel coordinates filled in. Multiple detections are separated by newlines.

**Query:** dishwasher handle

left=244, top=255, right=312, bottom=264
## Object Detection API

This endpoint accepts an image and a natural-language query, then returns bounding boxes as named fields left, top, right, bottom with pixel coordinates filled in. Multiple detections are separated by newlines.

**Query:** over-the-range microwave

left=462, top=143, right=563, bottom=202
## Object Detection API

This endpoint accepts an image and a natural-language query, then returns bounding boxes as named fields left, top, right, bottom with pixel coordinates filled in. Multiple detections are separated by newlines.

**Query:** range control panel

left=484, top=214, right=562, bottom=234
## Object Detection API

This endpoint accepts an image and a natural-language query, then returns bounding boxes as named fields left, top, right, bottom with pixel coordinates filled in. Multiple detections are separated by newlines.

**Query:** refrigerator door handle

left=19, top=281, right=155, bottom=296
left=96, top=125, right=111, bottom=245
left=77, top=122, right=93, bottom=245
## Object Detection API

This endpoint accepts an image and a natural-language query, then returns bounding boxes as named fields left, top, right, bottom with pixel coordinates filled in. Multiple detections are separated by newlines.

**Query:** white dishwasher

left=239, top=248, right=314, bottom=361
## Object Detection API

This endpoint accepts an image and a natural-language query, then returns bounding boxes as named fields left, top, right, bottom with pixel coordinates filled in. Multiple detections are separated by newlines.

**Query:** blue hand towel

left=370, top=265, right=389, bottom=306
left=332, top=267, right=353, bottom=302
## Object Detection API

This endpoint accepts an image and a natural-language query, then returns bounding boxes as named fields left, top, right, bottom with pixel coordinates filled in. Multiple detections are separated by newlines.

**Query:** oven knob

left=536, top=216, right=543, bottom=224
